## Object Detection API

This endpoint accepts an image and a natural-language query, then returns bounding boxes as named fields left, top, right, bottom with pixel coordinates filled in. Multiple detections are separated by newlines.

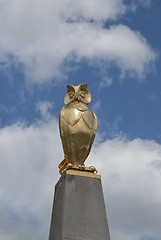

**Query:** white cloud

left=88, top=137, right=161, bottom=240
left=0, top=0, right=156, bottom=83
left=91, top=100, right=101, bottom=112
left=130, top=0, right=151, bottom=12
left=100, top=77, right=113, bottom=88
left=35, top=101, right=54, bottom=121
left=0, top=119, right=61, bottom=240
left=148, top=93, right=157, bottom=102
left=0, top=119, right=161, bottom=240
left=0, top=105, right=16, bottom=125
left=139, top=0, right=151, bottom=8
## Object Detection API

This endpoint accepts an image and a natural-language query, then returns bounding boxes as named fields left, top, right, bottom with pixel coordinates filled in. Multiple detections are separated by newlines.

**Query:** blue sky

left=0, top=1, right=161, bottom=240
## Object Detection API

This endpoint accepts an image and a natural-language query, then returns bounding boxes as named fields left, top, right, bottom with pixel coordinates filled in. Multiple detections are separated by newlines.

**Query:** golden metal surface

left=59, top=84, right=97, bottom=175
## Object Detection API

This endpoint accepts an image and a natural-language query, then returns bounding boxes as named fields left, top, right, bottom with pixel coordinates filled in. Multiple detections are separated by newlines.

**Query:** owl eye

left=80, top=91, right=85, bottom=98
left=69, top=92, right=74, bottom=99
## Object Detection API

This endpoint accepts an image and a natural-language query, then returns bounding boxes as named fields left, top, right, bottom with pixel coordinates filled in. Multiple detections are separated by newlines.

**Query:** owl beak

left=74, top=92, right=80, bottom=101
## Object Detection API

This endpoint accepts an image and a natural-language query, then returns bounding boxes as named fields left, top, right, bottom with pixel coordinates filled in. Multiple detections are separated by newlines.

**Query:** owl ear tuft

left=64, top=85, right=75, bottom=105
left=80, top=83, right=88, bottom=88
left=67, top=85, right=74, bottom=91
left=79, top=84, right=91, bottom=104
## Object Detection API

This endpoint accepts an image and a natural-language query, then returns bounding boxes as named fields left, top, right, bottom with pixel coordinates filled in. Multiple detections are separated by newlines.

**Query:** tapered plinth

left=48, top=170, right=110, bottom=240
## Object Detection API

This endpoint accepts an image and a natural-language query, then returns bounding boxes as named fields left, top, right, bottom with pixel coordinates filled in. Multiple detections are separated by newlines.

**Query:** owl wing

left=92, top=111, right=97, bottom=143
left=59, top=106, right=68, bottom=162
left=86, top=111, right=97, bottom=158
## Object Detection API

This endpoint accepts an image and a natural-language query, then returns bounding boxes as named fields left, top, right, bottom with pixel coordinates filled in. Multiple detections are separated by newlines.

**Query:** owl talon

left=79, top=165, right=85, bottom=170
left=89, top=166, right=98, bottom=173
left=67, top=163, right=73, bottom=169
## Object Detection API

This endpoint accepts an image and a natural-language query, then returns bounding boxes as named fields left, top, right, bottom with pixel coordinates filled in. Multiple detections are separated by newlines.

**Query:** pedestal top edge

left=66, top=169, right=101, bottom=179
left=55, top=169, right=101, bottom=188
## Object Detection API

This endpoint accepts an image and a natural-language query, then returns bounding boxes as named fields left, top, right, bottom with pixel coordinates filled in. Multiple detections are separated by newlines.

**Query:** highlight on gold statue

left=59, top=83, right=97, bottom=175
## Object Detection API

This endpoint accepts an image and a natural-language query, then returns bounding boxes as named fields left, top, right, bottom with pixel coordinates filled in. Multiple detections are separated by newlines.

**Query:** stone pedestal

left=48, top=170, right=110, bottom=240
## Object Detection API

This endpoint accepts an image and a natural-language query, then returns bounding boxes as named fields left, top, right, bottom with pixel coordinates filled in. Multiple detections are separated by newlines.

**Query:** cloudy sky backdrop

left=0, top=0, right=161, bottom=240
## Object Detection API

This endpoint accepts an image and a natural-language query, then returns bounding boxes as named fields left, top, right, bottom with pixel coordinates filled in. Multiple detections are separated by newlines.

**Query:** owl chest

left=62, top=107, right=94, bottom=135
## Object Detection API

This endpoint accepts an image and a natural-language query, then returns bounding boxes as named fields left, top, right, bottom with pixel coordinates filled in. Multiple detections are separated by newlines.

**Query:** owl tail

left=58, top=158, right=68, bottom=175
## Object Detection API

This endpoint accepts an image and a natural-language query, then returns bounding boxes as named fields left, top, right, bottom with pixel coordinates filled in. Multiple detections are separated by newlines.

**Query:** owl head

left=64, top=83, right=91, bottom=105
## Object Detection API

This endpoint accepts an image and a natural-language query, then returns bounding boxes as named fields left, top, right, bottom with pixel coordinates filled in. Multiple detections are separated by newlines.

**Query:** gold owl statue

left=58, top=83, right=97, bottom=175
